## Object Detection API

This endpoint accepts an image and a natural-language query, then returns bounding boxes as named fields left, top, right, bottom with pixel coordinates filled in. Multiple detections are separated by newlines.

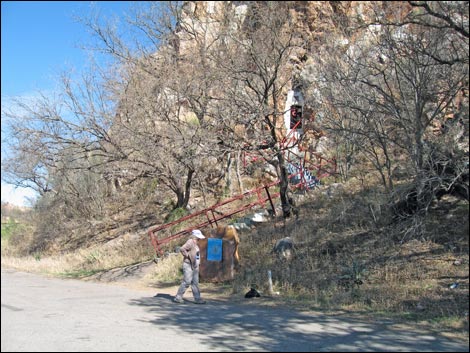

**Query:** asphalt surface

left=1, top=268, right=469, bottom=352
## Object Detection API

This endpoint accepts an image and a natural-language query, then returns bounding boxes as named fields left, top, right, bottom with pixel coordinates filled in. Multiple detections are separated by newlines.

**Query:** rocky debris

left=272, top=237, right=295, bottom=260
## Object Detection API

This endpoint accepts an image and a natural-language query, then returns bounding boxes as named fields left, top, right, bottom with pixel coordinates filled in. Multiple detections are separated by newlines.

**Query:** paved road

left=1, top=269, right=468, bottom=352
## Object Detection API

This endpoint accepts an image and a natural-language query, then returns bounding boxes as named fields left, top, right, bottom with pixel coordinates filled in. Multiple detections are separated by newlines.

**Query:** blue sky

left=1, top=1, right=135, bottom=206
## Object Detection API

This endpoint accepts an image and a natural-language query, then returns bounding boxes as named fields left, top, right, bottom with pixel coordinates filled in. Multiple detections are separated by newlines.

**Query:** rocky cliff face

left=173, top=1, right=400, bottom=114
left=160, top=1, right=468, bottom=158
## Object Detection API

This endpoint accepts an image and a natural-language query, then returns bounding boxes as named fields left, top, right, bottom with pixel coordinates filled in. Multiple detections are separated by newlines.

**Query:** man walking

left=173, top=229, right=206, bottom=304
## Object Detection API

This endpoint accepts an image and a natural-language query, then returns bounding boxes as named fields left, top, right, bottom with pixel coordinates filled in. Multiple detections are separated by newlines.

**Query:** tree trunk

left=277, top=149, right=292, bottom=218
left=174, top=169, right=194, bottom=209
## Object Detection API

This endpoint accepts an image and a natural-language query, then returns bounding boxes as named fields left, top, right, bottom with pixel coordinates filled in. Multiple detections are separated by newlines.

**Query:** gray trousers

left=175, top=262, right=201, bottom=300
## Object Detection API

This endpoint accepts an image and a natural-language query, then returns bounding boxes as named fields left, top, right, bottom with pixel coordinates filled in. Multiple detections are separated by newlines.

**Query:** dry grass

left=1, top=234, right=154, bottom=278
left=145, top=252, right=182, bottom=284
left=230, top=184, right=469, bottom=338
left=2, top=178, right=468, bottom=340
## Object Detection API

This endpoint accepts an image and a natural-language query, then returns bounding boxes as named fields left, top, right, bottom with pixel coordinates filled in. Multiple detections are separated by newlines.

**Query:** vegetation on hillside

left=232, top=182, right=468, bottom=334
left=1, top=0, right=468, bottom=338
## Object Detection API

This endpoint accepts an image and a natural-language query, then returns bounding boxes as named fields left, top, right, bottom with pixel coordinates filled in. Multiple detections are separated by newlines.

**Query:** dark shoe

left=173, top=297, right=184, bottom=303
left=194, top=299, right=206, bottom=304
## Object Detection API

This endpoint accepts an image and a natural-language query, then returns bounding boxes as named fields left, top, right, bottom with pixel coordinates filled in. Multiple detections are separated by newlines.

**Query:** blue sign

left=207, top=238, right=223, bottom=261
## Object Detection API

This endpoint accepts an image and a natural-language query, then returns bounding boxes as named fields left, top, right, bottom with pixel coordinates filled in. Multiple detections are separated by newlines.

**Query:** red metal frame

left=148, top=181, right=280, bottom=256
left=148, top=120, right=338, bottom=256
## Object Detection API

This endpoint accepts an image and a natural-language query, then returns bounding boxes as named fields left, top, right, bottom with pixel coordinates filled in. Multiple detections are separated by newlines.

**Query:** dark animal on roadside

left=245, top=287, right=261, bottom=298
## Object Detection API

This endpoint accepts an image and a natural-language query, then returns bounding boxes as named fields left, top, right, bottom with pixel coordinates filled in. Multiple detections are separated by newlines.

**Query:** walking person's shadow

left=154, top=293, right=174, bottom=302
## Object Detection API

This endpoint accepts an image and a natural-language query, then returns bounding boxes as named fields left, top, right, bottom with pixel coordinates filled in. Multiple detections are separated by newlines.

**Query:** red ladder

left=148, top=121, right=337, bottom=256
left=148, top=181, right=279, bottom=256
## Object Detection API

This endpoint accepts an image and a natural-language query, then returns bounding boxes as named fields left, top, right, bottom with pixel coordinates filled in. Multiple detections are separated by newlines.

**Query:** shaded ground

left=81, top=259, right=469, bottom=345
left=2, top=269, right=469, bottom=352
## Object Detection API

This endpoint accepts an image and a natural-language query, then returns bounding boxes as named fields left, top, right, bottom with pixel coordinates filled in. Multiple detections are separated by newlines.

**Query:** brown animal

left=212, top=225, right=240, bottom=265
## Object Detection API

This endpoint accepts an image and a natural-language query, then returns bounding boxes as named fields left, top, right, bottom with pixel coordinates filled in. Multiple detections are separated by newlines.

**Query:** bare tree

left=1, top=64, right=120, bottom=215
left=131, top=1, right=308, bottom=216
left=303, top=1, right=468, bottom=225
left=67, top=2, right=226, bottom=210
left=198, top=2, right=304, bottom=218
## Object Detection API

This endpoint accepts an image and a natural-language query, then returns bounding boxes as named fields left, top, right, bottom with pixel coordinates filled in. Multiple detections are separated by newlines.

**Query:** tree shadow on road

left=128, top=295, right=469, bottom=352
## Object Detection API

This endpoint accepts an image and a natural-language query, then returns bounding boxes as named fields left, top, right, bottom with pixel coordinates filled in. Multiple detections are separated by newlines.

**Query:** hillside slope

left=2, top=178, right=468, bottom=340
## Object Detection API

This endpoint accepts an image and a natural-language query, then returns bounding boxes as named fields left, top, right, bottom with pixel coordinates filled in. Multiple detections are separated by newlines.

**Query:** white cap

left=191, top=229, right=205, bottom=239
